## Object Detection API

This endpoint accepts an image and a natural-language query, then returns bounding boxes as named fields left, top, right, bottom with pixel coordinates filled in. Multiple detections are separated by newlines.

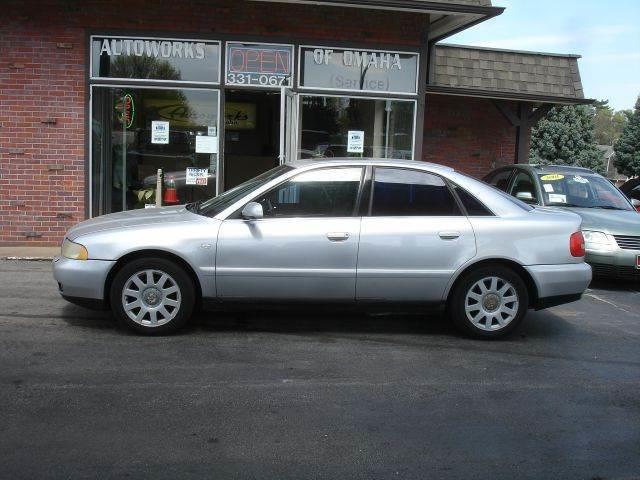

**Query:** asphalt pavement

left=1, top=259, right=639, bottom=479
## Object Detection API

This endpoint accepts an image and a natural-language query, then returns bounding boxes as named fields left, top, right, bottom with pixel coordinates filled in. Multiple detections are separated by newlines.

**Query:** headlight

left=582, top=230, right=614, bottom=252
left=61, top=238, right=89, bottom=260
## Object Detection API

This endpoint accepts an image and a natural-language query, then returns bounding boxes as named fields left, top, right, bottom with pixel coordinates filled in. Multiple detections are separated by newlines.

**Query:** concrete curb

left=0, top=247, right=60, bottom=261
left=4, top=257, right=55, bottom=261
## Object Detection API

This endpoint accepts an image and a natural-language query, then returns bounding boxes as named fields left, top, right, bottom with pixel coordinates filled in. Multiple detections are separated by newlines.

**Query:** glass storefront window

left=298, top=96, right=415, bottom=160
left=91, top=37, right=220, bottom=83
left=91, top=86, right=219, bottom=215
left=299, top=47, right=418, bottom=95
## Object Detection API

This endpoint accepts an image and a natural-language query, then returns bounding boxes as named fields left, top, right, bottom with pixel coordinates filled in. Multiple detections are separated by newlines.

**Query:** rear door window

left=370, top=168, right=461, bottom=216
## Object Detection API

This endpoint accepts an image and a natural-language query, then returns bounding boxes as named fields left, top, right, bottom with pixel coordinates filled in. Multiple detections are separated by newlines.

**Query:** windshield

left=537, top=173, right=632, bottom=210
left=198, top=165, right=293, bottom=217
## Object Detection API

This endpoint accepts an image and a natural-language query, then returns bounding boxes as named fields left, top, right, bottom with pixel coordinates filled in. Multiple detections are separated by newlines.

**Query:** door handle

left=438, top=231, right=460, bottom=240
left=327, top=232, right=350, bottom=241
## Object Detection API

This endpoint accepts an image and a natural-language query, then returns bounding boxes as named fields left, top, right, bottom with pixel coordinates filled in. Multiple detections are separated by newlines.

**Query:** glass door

left=91, top=86, right=220, bottom=215
left=279, top=87, right=299, bottom=164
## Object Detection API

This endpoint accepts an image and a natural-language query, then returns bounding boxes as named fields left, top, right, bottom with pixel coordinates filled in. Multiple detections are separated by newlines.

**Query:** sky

left=449, top=0, right=640, bottom=111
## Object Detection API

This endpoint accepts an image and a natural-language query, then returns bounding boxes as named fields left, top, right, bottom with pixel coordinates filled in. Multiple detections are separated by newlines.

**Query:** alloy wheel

left=121, top=269, right=182, bottom=327
left=464, top=276, right=519, bottom=331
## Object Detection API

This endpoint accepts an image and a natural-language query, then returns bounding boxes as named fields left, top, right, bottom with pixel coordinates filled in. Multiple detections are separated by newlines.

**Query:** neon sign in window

left=226, top=43, right=293, bottom=87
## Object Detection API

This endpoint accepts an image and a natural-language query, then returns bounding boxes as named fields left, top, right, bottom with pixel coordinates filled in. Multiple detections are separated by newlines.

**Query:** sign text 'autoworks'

left=98, top=38, right=207, bottom=59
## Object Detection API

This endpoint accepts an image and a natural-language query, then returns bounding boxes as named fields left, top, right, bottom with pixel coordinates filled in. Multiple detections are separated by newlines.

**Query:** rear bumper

left=524, top=263, right=592, bottom=309
left=52, top=256, right=115, bottom=301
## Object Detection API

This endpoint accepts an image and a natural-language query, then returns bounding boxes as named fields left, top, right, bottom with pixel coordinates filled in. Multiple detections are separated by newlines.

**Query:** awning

left=249, top=0, right=505, bottom=41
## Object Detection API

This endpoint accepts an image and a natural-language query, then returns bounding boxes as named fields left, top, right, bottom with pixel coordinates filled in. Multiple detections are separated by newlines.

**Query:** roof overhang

left=425, top=84, right=595, bottom=105
left=249, top=0, right=505, bottom=41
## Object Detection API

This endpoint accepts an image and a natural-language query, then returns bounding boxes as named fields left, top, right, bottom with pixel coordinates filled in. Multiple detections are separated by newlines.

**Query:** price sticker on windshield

left=540, top=174, right=564, bottom=181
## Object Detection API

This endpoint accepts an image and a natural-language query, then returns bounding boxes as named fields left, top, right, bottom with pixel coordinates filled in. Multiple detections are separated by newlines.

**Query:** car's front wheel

left=449, top=265, right=529, bottom=339
left=110, top=257, right=195, bottom=335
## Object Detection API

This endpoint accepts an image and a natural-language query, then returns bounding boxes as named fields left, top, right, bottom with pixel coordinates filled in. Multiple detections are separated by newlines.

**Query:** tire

left=110, top=257, right=195, bottom=335
left=448, top=265, right=529, bottom=339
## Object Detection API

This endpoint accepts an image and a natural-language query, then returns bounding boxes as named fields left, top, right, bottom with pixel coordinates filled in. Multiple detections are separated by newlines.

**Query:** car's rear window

left=460, top=172, right=533, bottom=212
left=451, top=183, right=494, bottom=216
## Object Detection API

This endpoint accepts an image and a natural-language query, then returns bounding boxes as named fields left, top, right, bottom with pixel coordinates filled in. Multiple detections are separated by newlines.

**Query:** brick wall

left=1, top=1, right=521, bottom=246
left=0, top=13, right=85, bottom=246
left=0, top=0, right=423, bottom=246
left=423, top=94, right=519, bottom=177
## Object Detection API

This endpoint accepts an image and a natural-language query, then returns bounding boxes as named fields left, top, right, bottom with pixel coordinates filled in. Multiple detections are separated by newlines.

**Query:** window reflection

left=299, top=96, right=414, bottom=160
left=91, top=37, right=220, bottom=83
left=91, top=87, right=219, bottom=215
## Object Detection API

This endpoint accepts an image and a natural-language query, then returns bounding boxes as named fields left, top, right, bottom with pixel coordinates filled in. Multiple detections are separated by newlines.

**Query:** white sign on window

left=347, top=130, right=364, bottom=153
left=195, top=135, right=218, bottom=154
left=151, top=121, right=169, bottom=144
left=185, top=167, right=209, bottom=186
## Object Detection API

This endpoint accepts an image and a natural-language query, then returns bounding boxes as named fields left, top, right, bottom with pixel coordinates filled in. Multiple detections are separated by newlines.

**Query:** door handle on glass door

left=438, top=231, right=460, bottom=240
left=327, top=232, right=350, bottom=241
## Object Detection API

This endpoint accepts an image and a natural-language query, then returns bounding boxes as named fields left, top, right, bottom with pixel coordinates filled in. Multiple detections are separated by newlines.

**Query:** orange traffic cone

left=163, top=177, right=179, bottom=204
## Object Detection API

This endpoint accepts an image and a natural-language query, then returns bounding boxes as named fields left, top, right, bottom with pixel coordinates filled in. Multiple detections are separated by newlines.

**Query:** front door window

left=509, top=172, right=538, bottom=204
left=253, top=167, right=363, bottom=218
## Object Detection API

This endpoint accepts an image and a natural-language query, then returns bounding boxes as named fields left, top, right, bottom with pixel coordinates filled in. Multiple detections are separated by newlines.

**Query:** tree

left=593, top=99, right=629, bottom=145
left=614, top=96, right=640, bottom=177
left=529, top=104, right=605, bottom=174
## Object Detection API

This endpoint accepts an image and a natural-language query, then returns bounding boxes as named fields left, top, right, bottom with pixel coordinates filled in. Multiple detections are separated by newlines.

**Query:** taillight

left=570, top=231, right=585, bottom=257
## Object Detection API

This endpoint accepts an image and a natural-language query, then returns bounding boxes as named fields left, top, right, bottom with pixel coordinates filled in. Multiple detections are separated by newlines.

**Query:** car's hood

left=564, top=207, right=640, bottom=236
left=66, top=205, right=197, bottom=240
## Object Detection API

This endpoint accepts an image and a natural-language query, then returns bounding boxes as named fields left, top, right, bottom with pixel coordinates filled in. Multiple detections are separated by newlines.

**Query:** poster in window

left=151, top=121, right=170, bottom=144
left=225, top=102, right=257, bottom=130
left=347, top=130, right=365, bottom=153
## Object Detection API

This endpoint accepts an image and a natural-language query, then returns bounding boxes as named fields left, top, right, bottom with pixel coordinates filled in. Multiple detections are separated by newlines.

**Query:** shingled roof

left=430, top=44, right=589, bottom=104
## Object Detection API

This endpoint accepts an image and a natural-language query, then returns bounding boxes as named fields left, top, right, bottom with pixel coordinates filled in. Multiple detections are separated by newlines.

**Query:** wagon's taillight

left=570, top=232, right=585, bottom=257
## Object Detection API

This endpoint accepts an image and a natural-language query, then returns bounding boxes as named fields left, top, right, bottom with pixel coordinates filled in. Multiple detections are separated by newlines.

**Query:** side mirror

left=515, top=191, right=535, bottom=203
left=241, top=202, right=263, bottom=220
left=631, top=198, right=640, bottom=212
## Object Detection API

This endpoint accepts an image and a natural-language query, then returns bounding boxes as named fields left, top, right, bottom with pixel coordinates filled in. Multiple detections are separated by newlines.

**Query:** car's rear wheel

left=110, top=257, right=195, bottom=335
left=449, top=265, right=528, bottom=339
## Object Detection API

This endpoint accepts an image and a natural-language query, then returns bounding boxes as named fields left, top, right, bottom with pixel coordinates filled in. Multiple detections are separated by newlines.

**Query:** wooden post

left=492, top=101, right=552, bottom=164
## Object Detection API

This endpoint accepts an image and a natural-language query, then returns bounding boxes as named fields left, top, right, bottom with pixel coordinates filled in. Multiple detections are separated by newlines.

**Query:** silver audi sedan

left=53, top=159, right=591, bottom=338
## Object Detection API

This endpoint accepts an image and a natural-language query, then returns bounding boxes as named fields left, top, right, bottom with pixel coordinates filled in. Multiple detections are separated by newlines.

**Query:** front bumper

left=524, top=263, right=592, bottom=309
left=586, top=249, right=640, bottom=279
left=52, top=256, right=115, bottom=301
